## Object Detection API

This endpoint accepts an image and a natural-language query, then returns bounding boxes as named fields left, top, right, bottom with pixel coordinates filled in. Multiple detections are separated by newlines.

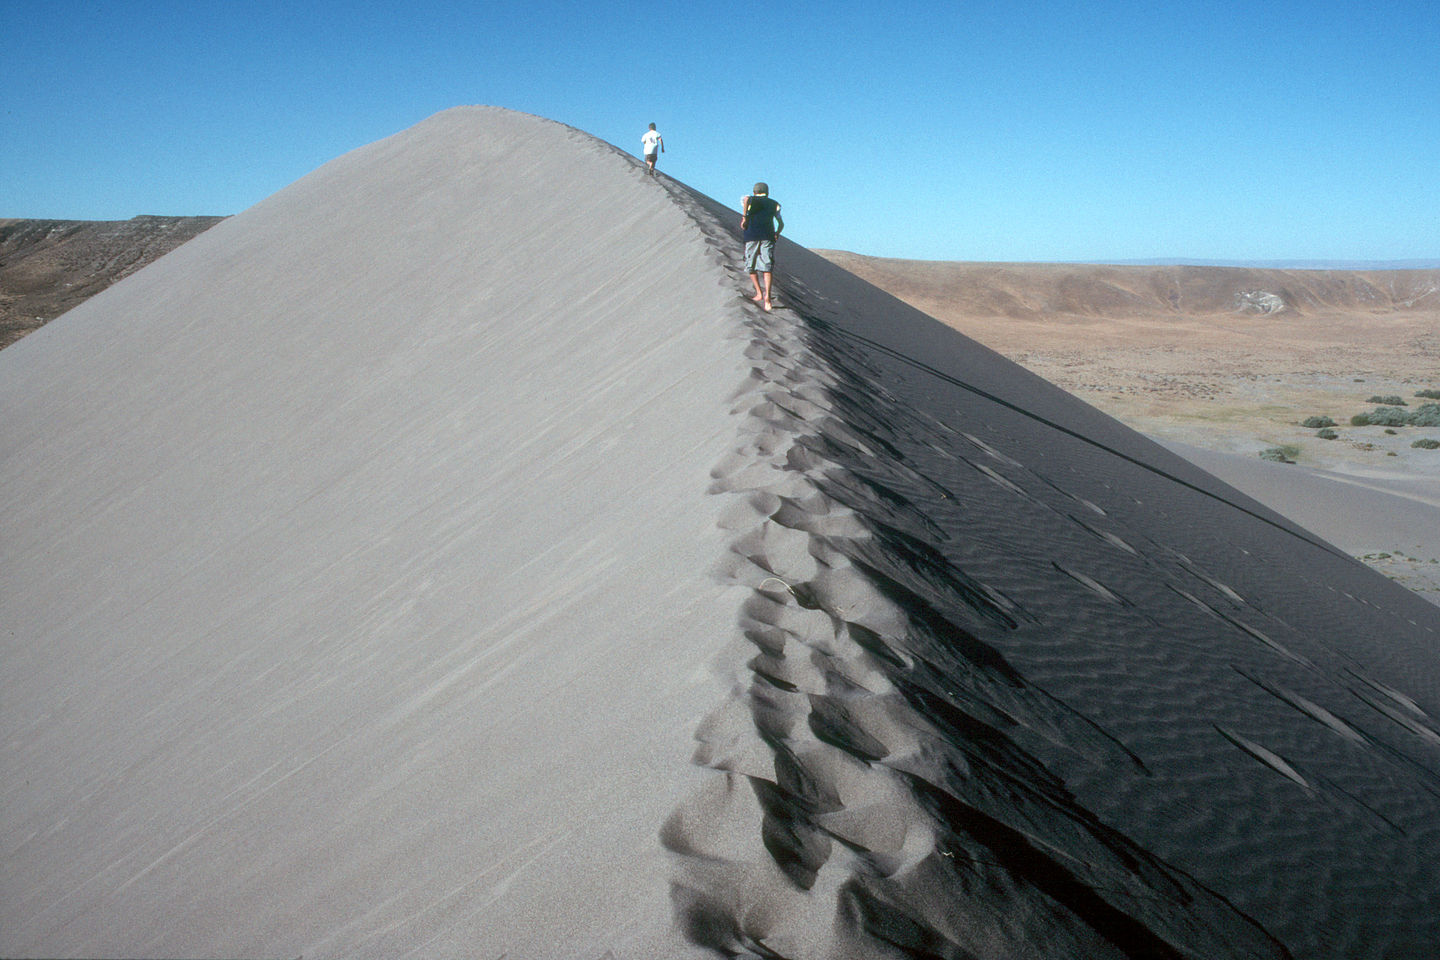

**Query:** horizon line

left=8, top=216, right=1438, bottom=272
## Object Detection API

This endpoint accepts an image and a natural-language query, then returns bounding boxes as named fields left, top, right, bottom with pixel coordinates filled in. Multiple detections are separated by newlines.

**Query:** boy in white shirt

left=641, top=124, right=664, bottom=175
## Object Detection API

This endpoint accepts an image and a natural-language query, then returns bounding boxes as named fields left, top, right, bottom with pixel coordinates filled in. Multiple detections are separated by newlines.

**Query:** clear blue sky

left=5, top=0, right=1437, bottom=262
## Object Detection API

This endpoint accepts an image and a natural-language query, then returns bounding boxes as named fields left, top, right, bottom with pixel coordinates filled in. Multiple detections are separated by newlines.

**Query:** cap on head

left=752, top=182, right=768, bottom=195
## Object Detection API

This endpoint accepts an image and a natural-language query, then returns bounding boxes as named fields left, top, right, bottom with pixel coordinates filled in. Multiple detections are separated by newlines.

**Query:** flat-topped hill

left=815, top=250, right=1439, bottom=324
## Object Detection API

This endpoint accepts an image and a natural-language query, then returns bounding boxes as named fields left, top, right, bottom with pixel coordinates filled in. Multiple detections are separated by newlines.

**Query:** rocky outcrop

left=0, top=215, right=223, bottom=348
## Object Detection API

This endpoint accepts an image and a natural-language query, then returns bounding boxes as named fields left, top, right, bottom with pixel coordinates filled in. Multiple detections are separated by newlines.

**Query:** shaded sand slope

left=674, top=232, right=1440, bottom=959
left=4, top=108, right=1440, bottom=959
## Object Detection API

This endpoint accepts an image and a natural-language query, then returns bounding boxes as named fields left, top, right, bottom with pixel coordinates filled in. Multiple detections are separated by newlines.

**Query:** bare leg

left=750, top=272, right=765, bottom=302
left=761, top=271, right=773, bottom=311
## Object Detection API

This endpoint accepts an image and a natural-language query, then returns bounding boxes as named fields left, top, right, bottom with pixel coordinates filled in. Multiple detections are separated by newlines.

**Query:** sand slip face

left=4, top=107, right=1440, bottom=960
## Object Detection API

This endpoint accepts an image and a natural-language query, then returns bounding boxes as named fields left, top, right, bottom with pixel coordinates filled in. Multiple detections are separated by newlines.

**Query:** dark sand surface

left=4, top=108, right=1440, bottom=959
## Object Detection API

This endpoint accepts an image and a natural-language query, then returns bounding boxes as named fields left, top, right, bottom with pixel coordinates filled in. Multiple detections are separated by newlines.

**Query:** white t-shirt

left=641, top=130, right=662, bottom=156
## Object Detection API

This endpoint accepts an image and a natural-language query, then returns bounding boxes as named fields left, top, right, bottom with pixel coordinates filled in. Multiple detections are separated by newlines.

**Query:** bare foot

left=763, top=300, right=772, bottom=312
left=750, top=294, right=764, bottom=303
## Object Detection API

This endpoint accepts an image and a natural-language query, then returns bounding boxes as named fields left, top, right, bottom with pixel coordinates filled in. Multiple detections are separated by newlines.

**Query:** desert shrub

left=1367, top=395, right=1407, bottom=406
left=1259, top=446, right=1297, bottom=463
left=1301, top=415, right=1335, bottom=428
left=1350, top=404, right=1439, bottom=428
left=1385, top=428, right=1398, bottom=435
left=1317, top=428, right=1338, bottom=440
left=1416, top=389, right=1440, bottom=400
left=1413, top=438, right=1440, bottom=450
left=1361, top=406, right=1413, bottom=427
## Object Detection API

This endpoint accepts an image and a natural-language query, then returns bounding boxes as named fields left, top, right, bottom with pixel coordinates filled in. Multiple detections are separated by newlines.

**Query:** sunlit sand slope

left=1, top=107, right=749, bottom=959
left=4, top=108, right=1439, bottom=960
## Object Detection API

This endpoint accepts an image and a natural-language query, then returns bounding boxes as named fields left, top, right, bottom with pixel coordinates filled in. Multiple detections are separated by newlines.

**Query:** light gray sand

left=1, top=108, right=745, bottom=959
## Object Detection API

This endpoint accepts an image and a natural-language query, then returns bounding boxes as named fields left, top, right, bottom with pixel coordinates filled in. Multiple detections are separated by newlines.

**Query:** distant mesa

left=815, top=248, right=1440, bottom=325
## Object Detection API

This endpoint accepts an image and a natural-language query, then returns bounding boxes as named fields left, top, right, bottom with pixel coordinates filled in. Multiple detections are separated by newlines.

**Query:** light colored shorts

left=744, top=239, right=775, bottom=274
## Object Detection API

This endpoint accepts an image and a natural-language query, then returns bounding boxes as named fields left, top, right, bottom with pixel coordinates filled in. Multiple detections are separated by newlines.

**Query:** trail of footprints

left=668, top=309, right=1051, bottom=957
left=645, top=178, right=1315, bottom=957
left=662, top=303, right=1285, bottom=958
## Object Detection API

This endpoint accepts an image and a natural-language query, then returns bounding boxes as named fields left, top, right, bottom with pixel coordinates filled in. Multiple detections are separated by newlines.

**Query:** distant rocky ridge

left=0, top=216, right=224, bottom=349
left=816, top=250, right=1440, bottom=324
left=1092, top=258, right=1440, bottom=270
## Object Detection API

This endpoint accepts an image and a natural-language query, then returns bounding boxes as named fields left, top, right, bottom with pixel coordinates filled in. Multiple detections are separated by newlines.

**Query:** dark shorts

left=744, top=240, right=774, bottom=274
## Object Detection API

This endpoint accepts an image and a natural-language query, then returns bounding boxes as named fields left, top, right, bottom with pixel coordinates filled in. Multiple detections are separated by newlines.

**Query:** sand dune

left=4, top=108, right=1440, bottom=959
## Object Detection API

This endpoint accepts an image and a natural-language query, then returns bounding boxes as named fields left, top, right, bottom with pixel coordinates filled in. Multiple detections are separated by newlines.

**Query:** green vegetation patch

left=1259, top=446, right=1298, bottom=463
left=1367, top=395, right=1408, bottom=406
left=1359, top=406, right=1412, bottom=426
left=1353, top=403, right=1440, bottom=428
left=1301, top=415, right=1335, bottom=428
left=1412, top=438, right=1440, bottom=450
